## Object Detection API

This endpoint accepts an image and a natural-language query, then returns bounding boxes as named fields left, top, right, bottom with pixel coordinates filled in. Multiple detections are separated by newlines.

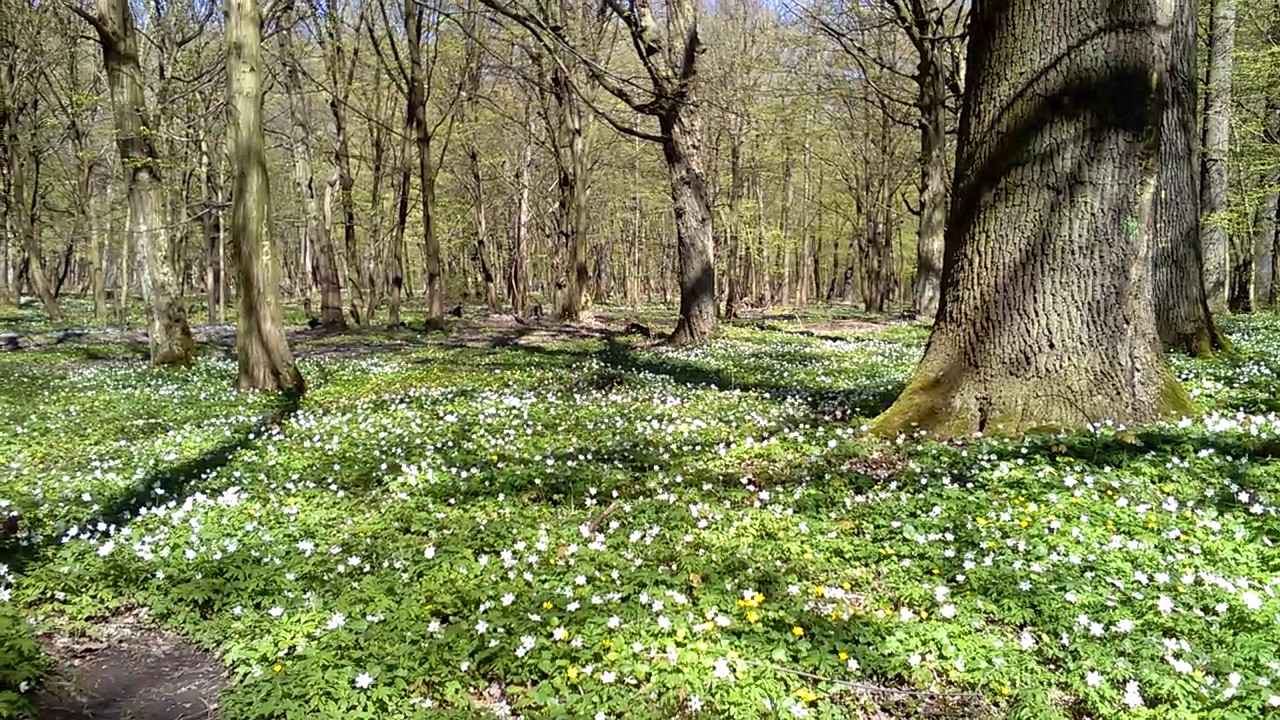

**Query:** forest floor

left=1, top=301, right=1279, bottom=720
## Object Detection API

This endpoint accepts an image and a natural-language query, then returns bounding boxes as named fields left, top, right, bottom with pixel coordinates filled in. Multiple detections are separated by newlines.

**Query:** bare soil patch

left=33, top=610, right=223, bottom=720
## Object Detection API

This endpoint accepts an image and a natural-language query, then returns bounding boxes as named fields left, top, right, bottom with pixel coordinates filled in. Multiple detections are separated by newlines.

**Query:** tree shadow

left=1, top=390, right=302, bottom=573
left=488, top=335, right=906, bottom=422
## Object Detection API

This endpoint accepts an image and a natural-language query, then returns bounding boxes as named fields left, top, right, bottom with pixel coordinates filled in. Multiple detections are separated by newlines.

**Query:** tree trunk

left=1253, top=195, right=1276, bottom=309
left=389, top=133, right=410, bottom=327
left=88, top=164, right=108, bottom=321
left=780, top=151, right=793, bottom=306
left=77, top=0, right=193, bottom=362
left=279, top=8, right=345, bottom=330
left=200, top=134, right=221, bottom=324
left=509, top=101, right=533, bottom=317
left=874, top=0, right=1188, bottom=437
left=1154, top=0, right=1223, bottom=355
left=1200, top=0, right=1235, bottom=313
left=913, top=57, right=947, bottom=321
left=321, top=4, right=365, bottom=326
left=227, top=0, right=303, bottom=393
left=661, top=107, right=716, bottom=345
left=3, top=99, right=61, bottom=321
left=1254, top=99, right=1280, bottom=309
left=551, top=60, right=590, bottom=321
left=724, top=123, right=746, bottom=319
left=405, top=0, right=442, bottom=322
left=1229, top=232, right=1253, bottom=312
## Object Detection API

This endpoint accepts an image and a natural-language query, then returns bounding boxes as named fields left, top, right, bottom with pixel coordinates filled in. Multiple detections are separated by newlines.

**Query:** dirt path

left=33, top=610, right=223, bottom=720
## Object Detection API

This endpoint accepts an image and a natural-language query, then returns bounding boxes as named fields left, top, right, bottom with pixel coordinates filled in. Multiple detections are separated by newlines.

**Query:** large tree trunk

left=1200, top=0, right=1235, bottom=313
left=873, top=0, right=1188, bottom=437
left=227, top=0, right=303, bottom=393
left=1153, top=0, right=1223, bottom=355
left=405, top=0, right=442, bottom=323
left=661, top=107, right=716, bottom=346
left=279, top=7, right=345, bottom=330
left=77, top=0, right=193, bottom=362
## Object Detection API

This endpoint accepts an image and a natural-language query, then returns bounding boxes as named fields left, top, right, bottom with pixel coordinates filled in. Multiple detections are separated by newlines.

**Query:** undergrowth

left=1, top=312, right=1279, bottom=719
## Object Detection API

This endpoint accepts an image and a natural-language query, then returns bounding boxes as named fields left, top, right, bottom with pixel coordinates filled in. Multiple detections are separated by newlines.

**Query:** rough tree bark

left=895, top=0, right=950, bottom=321
left=279, top=5, right=345, bottom=329
left=873, top=0, right=1189, bottom=437
left=227, top=0, right=303, bottom=393
left=661, top=79, right=716, bottom=340
left=73, top=0, right=194, bottom=363
left=1200, top=0, right=1235, bottom=313
left=553, top=70, right=590, bottom=321
left=1153, top=0, right=1224, bottom=355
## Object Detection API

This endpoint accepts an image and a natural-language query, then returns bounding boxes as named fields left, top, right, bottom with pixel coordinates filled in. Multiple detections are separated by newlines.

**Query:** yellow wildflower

left=272, top=663, right=283, bottom=673
left=792, top=626, right=805, bottom=637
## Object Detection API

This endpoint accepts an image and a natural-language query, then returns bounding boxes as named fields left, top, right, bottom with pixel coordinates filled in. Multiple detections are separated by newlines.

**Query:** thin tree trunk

left=798, top=134, right=813, bottom=306
left=89, top=165, right=108, bottom=321
left=780, top=151, right=793, bottom=306
left=75, top=0, right=193, bottom=361
left=405, top=0, right=442, bottom=323
left=462, top=10, right=499, bottom=313
left=509, top=103, right=533, bottom=316
left=389, top=133, right=410, bottom=327
left=1254, top=99, right=1280, bottom=309
left=279, top=8, right=345, bottom=330
left=724, top=122, right=746, bottom=319
left=200, top=134, right=221, bottom=324
left=4, top=110, right=61, bottom=321
left=874, top=0, right=1186, bottom=436
left=227, top=0, right=303, bottom=393
left=1253, top=195, right=1277, bottom=309
left=1200, top=0, right=1235, bottom=313
left=321, top=3, right=365, bottom=326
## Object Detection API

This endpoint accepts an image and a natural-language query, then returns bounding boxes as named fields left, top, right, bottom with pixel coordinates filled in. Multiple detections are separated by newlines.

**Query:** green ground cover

left=2, top=310, right=1279, bottom=719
